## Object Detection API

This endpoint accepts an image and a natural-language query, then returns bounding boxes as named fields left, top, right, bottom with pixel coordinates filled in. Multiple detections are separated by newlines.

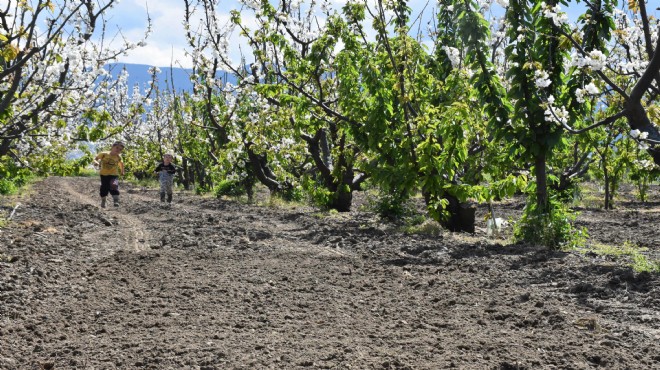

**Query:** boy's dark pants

left=99, top=175, right=120, bottom=197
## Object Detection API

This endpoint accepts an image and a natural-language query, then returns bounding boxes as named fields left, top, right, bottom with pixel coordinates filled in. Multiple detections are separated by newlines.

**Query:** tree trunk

left=423, top=191, right=476, bottom=233
left=301, top=130, right=358, bottom=212
left=319, top=129, right=332, bottom=171
left=247, top=149, right=280, bottom=193
left=330, top=188, right=352, bottom=212
left=195, top=162, right=206, bottom=189
left=246, top=144, right=292, bottom=198
left=626, top=102, right=660, bottom=166
left=442, top=194, right=476, bottom=233
left=181, top=158, right=191, bottom=190
left=0, top=138, right=11, bottom=158
left=625, top=34, right=660, bottom=166
left=535, top=151, right=549, bottom=213
left=603, top=161, right=611, bottom=210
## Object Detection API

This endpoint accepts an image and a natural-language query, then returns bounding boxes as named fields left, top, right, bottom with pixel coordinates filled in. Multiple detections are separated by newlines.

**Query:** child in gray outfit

left=154, top=153, right=177, bottom=203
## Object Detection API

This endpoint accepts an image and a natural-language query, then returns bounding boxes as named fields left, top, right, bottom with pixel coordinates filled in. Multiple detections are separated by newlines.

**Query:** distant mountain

left=103, top=63, right=238, bottom=94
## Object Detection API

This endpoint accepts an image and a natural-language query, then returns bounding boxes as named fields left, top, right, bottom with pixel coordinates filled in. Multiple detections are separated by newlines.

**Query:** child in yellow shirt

left=93, top=141, right=125, bottom=208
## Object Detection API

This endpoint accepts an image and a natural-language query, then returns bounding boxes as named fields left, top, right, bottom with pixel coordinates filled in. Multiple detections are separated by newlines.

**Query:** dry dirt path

left=0, top=176, right=658, bottom=369
left=59, top=180, right=152, bottom=254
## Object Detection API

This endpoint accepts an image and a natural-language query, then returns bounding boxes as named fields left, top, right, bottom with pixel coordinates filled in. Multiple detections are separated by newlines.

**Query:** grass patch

left=262, top=195, right=308, bottom=210
left=129, top=177, right=160, bottom=189
left=576, top=193, right=604, bottom=209
left=403, top=218, right=443, bottom=237
left=576, top=241, right=660, bottom=273
left=630, top=253, right=660, bottom=273
left=570, top=182, right=603, bottom=209
left=77, top=168, right=98, bottom=177
left=0, top=196, right=30, bottom=228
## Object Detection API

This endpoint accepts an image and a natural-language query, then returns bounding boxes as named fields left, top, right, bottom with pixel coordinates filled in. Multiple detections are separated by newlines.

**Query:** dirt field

left=0, top=176, right=658, bottom=369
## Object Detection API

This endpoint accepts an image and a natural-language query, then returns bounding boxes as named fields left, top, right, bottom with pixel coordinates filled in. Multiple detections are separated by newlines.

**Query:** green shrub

left=0, top=165, right=34, bottom=195
left=514, top=197, right=587, bottom=250
left=369, top=192, right=415, bottom=221
left=215, top=179, right=246, bottom=198
left=280, top=185, right=304, bottom=202
left=0, top=178, right=17, bottom=195
left=301, top=176, right=333, bottom=209
left=195, top=185, right=210, bottom=195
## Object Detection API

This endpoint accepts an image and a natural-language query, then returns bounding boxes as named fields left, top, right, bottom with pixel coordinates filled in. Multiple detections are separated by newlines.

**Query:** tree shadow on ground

left=383, top=241, right=570, bottom=269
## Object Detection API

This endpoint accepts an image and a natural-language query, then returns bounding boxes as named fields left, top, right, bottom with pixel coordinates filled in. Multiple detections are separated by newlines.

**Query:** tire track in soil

left=126, top=187, right=354, bottom=259
left=60, top=179, right=151, bottom=253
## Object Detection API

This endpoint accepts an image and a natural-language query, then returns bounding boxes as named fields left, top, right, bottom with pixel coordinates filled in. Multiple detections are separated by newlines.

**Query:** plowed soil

left=0, top=176, right=658, bottom=369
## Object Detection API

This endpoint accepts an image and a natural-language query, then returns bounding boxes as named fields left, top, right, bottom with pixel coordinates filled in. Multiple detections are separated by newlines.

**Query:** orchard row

left=1, top=0, right=659, bottom=248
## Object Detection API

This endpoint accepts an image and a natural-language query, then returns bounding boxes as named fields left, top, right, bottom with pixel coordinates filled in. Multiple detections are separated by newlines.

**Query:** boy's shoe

left=112, top=195, right=120, bottom=207
left=101, top=197, right=106, bottom=208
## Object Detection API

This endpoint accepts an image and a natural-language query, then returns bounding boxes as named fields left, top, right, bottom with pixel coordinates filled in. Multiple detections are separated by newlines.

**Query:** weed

left=264, top=194, right=308, bottom=210
left=77, top=167, right=98, bottom=177
left=0, top=178, right=18, bottom=195
left=515, top=197, right=588, bottom=250
left=630, top=253, right=660, bottom=273
left=130, top=177, right=160, bottom=188
left=403, top=219, right=443, bottom=236
left=215, top=179, right=246, bottom=198
left=367, top=192, right=416, bottom=221
left=575, top=241, right=660, bottom=273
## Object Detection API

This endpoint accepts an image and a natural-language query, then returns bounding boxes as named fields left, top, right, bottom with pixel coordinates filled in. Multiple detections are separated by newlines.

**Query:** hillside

left=104, top=63, right=238, bottom=93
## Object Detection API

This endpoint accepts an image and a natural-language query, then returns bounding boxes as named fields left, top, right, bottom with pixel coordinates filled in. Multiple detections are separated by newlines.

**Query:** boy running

left=94, top=141, right=125, bottom=208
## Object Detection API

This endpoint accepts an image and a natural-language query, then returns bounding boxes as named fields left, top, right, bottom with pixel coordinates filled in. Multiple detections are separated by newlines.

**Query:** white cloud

left=108, top=0, right=193, bottom=68
left=118, top=43, right=190, bottom=68
left=109, top=0, right=255, bottom=69
left=109, top=0, right=572, bottom=70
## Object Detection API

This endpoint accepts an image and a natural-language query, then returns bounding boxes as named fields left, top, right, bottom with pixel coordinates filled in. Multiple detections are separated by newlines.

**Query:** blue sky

left=108, top=0, right=637, bottom=69
left=112, top=0, right=502, bottom=68
left=107, top=0, right=196, bottom=68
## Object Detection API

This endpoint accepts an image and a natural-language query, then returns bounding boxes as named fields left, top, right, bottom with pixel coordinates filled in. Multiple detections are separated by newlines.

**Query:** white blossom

left=443, top=46, right=461, bottom=68
left=544, top=105, right=569, bottom=126
left=584, top=82, right=599, bottom=95
left=575, top=50, right=607, bottom=71
left=542, top=3, right=568, bottom=26
left=635, top=159, right=656, bottom=171
left=534, top=70, right=551, bottom=88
